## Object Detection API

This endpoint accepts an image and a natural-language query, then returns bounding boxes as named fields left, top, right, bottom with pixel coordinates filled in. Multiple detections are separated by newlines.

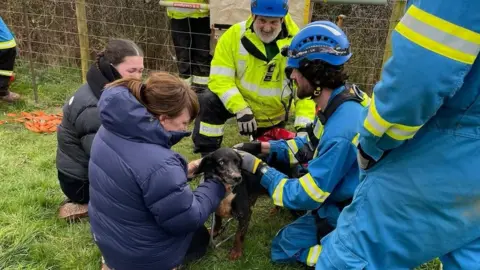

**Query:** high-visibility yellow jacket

left=209, top=14, right=316, bottom=130
left=164, top=0, right=209, bottom=20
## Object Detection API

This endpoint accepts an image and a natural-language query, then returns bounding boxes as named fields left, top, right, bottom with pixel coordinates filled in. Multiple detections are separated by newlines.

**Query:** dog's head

left=197, top=148, right=243, bottom=186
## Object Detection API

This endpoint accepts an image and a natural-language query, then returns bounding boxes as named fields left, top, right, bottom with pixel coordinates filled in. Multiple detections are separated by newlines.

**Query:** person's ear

left=158, top=114, right=167, bottom=124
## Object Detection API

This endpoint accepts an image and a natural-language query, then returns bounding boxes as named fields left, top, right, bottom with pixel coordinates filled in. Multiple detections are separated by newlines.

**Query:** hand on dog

left=233, top=141, right=270, bottom=155
left=232, top=141, right=261, bottom=155
left=234, top=150, right=267, bottom=175
left=187, top=158, right=202, bottom=178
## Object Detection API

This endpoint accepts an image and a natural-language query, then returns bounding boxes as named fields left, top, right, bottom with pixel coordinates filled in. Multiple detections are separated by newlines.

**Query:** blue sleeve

left=359, top=2, right=480, bottom=160
left=261, top=138, right=357, bottom=211
left=268, top=136, right=308, bottom=167
left=141, top=157, right=225, bottom=236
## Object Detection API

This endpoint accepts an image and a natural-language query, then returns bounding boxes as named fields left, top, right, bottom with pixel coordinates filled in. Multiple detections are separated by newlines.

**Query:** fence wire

left=1, top=0, right=406, bottom=103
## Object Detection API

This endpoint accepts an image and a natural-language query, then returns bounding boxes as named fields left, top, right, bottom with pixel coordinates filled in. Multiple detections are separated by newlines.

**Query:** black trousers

left=58, top=170, right=89, bottom=204
left=170, top=17, right=211, bottom=86
left=183, top=225, right=210, bottom=264
left=0, top=47, right=16, bottom=96
left=192, top=89, right=285, bottom=156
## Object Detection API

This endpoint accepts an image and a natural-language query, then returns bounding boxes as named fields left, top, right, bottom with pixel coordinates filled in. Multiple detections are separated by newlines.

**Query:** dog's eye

left=218, top=160, right=224, bottom=166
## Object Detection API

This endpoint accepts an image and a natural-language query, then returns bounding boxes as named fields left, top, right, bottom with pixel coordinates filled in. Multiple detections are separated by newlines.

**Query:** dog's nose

left=233, top=175, right=242, bottom=183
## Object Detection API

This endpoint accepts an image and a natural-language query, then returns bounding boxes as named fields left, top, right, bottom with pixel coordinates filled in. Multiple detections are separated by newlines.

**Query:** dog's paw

left=228, top=248, right=243, bottom=260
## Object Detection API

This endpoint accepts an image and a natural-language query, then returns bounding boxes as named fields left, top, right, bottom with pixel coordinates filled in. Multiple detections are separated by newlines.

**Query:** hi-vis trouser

left=0, top=39, right=16, bottom=96
left=169, top=16, right=211, bottom=90
left=192, top=89, right=285, bottom=156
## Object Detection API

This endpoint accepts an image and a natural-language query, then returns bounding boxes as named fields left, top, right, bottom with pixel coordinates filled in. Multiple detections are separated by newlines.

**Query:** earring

left=313, top=87, right=322, bottom=96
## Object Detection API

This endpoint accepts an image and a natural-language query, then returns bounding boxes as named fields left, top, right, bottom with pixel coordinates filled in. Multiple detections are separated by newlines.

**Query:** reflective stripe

left=238, top=21, right=248, bottom=56
left=237, top=60, right=246, bottom=77
left=401, top=12, right=479, bottom=56
left=240, top=78, right=283, bottom=97
left=199, top=122, right=224, bottom=137
left=313, top=121, right=324, bottom=139
left=211, top=66, right=235, bottom=77
left=287, top=139, right=299, bottom=165
left=351, top=133, right=359, bottom=146
left=167, top=6, right=207, bottom=14
left=299, top=173, right=330, bottom=203
left=192, top=75, right=209, bottom=85
left=272, top=178, right=287, bottom=207
left=239, top=21, right=247, bottom=36
left=0, top=39, right=16, bottom=50
left=386, top=124, right=421, bottom=140
left=0, top=70, right=13, bottom=76
left=363, top=96, right=390, bottom=137
left=306, top=245, right=322, bottom=266
left=364, top=95, right=422, bottom=140
left=396, top=5, right=480, bottom=65
left=220, top=87, right=240, bottom=105
left=294, top=116, right=312, bottom=128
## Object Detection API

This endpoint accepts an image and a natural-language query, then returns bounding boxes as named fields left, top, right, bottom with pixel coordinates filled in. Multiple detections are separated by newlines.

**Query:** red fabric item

left=256, top=127, right=296, bottom=142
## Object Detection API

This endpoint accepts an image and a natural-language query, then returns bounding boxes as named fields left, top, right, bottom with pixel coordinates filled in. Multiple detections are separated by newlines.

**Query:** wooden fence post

left=381, top=0, right=407, bottom=75
left=22, top=0, right=39, bottom=103
left=75, top=0, right=90, bottom=83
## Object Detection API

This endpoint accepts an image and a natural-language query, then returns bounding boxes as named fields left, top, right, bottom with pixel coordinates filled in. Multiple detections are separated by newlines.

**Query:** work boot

left=58, top=199, right=88, bottom=222
left=1, top=91, right=21, bottom=103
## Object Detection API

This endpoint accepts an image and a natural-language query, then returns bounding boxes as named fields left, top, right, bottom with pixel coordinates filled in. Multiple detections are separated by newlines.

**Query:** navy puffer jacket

left=88, top=85, right=225, bottom=270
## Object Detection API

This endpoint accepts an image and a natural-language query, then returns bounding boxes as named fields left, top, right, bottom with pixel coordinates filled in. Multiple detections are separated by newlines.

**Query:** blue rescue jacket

left=0, top=16, right=16, bottom=48
left=260, top=85, right=369, bottom=214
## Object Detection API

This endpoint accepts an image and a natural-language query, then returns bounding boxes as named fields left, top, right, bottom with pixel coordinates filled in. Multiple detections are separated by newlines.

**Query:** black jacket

left=56, top=56, right=121, bottom=183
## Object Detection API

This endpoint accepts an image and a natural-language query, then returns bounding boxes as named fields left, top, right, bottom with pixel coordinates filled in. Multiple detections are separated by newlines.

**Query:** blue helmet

left=284, top=20, right=352, bottom=68
left=251, top=0, right=289, bottom=18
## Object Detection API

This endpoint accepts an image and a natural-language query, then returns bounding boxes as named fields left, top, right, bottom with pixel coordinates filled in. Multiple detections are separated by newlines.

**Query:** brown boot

left=1, top=91, right=21, bottom=103
left=58, top=200, right=88, bottom=222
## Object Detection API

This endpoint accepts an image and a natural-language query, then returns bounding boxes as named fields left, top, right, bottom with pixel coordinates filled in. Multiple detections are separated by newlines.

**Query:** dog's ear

left=196, top=154, right=214, bottom=174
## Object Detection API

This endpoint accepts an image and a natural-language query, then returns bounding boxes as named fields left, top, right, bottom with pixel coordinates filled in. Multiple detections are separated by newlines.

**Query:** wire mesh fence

left=1, top=0, right=407, bottom=104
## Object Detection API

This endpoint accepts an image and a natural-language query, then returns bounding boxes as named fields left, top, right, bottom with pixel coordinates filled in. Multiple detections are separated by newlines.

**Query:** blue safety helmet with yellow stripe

left=251, top=0, right=289, bottom=18
left=283, top=20, right=352, bottom=68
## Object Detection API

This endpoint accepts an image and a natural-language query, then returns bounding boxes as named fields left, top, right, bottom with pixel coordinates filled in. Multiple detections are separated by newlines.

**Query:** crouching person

left=56, top=39, right=144, bottom=221
left=88, top=72, right=230, bottom=270
left=234, top=21, right=369, bottom=268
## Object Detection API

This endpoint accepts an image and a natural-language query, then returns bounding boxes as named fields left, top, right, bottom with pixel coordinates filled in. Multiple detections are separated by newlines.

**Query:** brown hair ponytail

left=105, top=72, right=199, bottom=121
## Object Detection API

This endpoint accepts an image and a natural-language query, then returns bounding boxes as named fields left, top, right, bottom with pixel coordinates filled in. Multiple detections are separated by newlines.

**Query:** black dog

left=196, top=147, right=269, bottom=260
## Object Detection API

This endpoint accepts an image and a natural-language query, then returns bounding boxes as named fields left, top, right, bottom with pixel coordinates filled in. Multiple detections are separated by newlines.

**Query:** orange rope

left=1, top=111, right=63, bottom=134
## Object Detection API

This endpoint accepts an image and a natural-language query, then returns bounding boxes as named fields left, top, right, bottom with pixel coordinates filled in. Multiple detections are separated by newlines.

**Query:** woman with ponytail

left=88, top=72, right=230, bottom=270
left=56, top=39, right=144, bottom=221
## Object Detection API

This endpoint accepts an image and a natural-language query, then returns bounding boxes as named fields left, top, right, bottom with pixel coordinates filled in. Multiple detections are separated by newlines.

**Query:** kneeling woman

left=88, top=72, right=229, bottom=270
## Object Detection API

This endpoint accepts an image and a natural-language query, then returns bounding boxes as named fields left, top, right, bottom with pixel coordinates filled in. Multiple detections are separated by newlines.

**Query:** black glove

left=295, top=127, right=309, bottom=138
left=235, top=150, right=269, bottom=177
left=295, top=142, right=315, bottom=164
left=232, top=141, right=262, bottom=155
left=236, top=107, right=257, bottom=136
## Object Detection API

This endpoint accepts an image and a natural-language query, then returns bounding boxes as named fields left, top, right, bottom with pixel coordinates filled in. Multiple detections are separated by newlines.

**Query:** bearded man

left=191, top=0, right=316, bottom=157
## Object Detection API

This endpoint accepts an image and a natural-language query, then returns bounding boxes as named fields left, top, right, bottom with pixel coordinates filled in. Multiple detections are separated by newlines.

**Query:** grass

left=0, top=67, right=441, bottom=269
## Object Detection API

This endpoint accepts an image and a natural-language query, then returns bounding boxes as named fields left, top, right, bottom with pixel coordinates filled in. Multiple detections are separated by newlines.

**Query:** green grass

left=0, top=67, right=441, bottom=269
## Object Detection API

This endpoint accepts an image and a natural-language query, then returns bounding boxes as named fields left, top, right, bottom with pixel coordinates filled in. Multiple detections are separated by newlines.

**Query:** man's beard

left=253, top=24, right=282, bottom=44
left=296, top=83, right=316, bottom=99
